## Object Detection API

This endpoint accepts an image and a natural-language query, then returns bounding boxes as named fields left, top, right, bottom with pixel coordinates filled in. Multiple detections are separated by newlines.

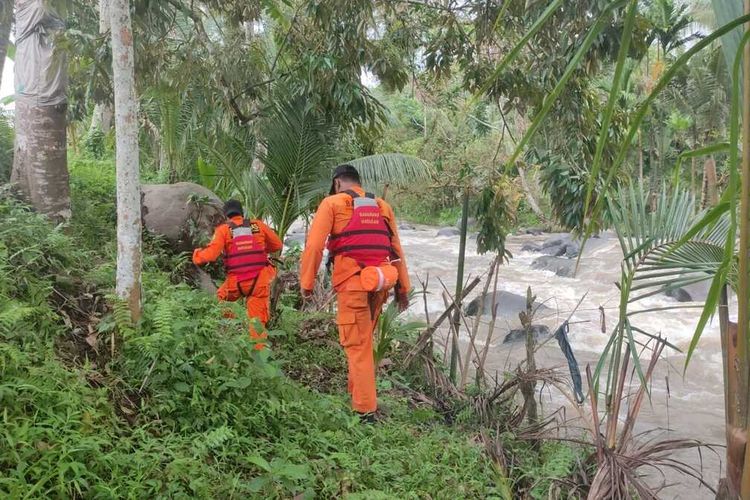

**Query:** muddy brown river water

left=398, top=225, right=728, bottom=499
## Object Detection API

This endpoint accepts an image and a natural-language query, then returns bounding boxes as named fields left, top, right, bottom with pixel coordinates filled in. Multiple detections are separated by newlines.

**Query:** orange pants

left=336, top=288, right=387, bottom=414
left=217, top=266, right=276, bottom=350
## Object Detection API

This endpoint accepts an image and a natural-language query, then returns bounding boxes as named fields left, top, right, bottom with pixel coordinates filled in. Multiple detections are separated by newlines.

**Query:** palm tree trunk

left=11, top=0, right=70, bottom=221
left=739, top=0, right=750, bottom=496
left=111, top=0, right=142, bottom=321
left=691, top=124, right=699, bottom=200
left=638, top=129, right=644, bottom=185
left=90, top=0, right=113, bottom=133
left=0, top=4, right=11, bottom=85
left=702, top=157, right=719, bottom=209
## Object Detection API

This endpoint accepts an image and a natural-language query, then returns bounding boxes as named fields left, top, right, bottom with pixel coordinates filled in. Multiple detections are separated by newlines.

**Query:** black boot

left=357, top=411, right=376, bottom=424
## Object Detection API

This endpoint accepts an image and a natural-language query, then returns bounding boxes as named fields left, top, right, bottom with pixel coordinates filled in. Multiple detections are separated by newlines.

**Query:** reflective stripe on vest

left=225, top=221, right=268, bottom=282
left=327, top=191, right=394, bottom=267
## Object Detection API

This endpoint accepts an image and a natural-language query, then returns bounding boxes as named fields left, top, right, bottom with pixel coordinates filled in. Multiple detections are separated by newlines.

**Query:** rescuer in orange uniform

left=300, top=165, right=410, bottom=421
left=193, top=200, right=282, bottom=350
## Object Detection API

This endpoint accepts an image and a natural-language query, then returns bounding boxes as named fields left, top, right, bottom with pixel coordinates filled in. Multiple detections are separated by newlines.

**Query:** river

left=398, top=225, right=727, bottom=499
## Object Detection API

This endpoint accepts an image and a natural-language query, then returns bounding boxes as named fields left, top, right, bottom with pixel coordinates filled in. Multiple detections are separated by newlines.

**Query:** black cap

left=223, top=199, right=243, bottom=217
left=329, top=164, right=361, bottom=195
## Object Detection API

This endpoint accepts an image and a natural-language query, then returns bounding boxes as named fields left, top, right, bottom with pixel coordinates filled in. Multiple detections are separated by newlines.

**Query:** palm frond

left=711, top=0, right=745, bottom=72
left=607, top=182, right=736, bottom=311
left=348, top=153, right=433, bottom=190
left=258, top=98, right=336, bottom=239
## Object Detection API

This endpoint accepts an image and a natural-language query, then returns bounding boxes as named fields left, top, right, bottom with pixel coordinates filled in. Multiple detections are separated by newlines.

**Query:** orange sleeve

left=300, top=198, right=335, bottom=291
left=381, top=201, right=411, bottom=293
left=257, top=221, right=283, bottom=253
left=193, top=225, right=229, bottom=264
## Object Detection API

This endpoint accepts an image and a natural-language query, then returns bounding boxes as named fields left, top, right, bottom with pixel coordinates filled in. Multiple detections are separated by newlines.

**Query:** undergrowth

left=0, top=160, right=585, bottom=498
left=0, top=167, right=507, bottom=499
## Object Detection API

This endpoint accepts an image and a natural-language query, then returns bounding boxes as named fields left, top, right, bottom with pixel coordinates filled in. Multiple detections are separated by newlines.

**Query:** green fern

left=0, top=300, right=35, bottom=338
left=153, top=299, right=174, bottom=339
left=197, top=425, right=235, bottom=453
left=112, top=298, right=136, bottom=338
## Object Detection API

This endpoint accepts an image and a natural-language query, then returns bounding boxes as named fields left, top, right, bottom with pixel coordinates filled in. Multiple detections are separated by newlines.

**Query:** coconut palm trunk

left=738, top=0, right=750, bottom=496
left=10, top=0, right=70, bottom=221
left=0, top=3, right=11, bottom=84
left=111, top=0, right=142, bottom=321
left=90, top=0, right=113, bottom=134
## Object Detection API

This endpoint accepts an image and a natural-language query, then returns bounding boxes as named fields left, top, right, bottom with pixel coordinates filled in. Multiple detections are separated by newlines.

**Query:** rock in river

left=503, top=325, right=551, bottom=344
left=531, top=256, right=576, bottom=277
left=464, top=291, right=551, bottom=318
left=436, top=227, right=461, bottom=237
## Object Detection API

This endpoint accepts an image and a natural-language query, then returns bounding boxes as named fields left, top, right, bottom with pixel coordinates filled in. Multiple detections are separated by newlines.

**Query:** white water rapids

left=398, top=225, right=728, bottom=499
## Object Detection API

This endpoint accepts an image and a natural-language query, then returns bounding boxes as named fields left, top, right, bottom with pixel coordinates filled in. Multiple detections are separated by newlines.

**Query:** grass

left=0, top=157, right=587, bottom=498
left=0, top=159, right=512, bottom=499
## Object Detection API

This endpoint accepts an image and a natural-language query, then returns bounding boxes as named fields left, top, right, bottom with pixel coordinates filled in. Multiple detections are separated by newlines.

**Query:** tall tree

left=10, top=0, right=70, bottom=221
left=111, top=0, right=141, bottom=321
left=0, top=2, right=11, bottom=85
left=90, top=0, right=112, bottom=133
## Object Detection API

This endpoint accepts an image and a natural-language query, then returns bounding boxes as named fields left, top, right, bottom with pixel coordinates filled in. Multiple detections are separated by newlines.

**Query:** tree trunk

left=638, top=129, right=644, bottom=185
left=11, top=0, right=70, bottom=221
left=701, top=157, right=718, bottom=209
left=111, top=0, right=142, bottom=321
left=90, top=0, right=113, bottom=133
left=738, top=0, right=750, bottom=496
left=0, top=4, right=11, bottom=86
left=517, top=165, right=546, bottom=223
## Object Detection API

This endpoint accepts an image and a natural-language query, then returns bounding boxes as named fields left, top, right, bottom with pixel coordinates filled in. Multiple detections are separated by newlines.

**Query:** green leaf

left=712, top=0, right=745, bottom=76
left=221, top=377, right=253, bottom=389
left=505, top=0, right=628, bottom=168
left=584, top=0, right=638, bottom=224
left=174, top=382, right=190, bottom=392
left=585, top=11, right=750, bottom=241
left=247, top=455, right=272, bottom=472
left=348, top=153, right=432, bottom=191
left=476, top=0, right=565, bottom=98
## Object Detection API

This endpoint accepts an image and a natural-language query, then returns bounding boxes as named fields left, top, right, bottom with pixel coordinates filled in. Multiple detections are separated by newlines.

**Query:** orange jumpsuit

left=300, top=187, right=410, bottom=413
left=193, top=215, right=282, bottom=350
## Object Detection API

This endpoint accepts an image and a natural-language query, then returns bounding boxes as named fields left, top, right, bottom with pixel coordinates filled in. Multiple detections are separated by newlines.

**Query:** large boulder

left=542, top=244, right=568, bottom=257
left=141, top=182, right=224, bottom=251
left=538, top=234, right=583, bottom=259
left=564, top=240, right=581, bottom=258
left=464, top=291, right=551, bottom=319
left=531, top=256, right=576, bottom=277
left=541, top=235, right=570, bottom=249
left=504, top=324, right=551, bottom=344
left=521, top=242, right=542, bottom=253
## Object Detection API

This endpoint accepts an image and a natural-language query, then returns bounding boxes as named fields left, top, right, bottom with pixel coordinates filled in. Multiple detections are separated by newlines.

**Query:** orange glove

left=192, top=249, right=206, bottom=266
